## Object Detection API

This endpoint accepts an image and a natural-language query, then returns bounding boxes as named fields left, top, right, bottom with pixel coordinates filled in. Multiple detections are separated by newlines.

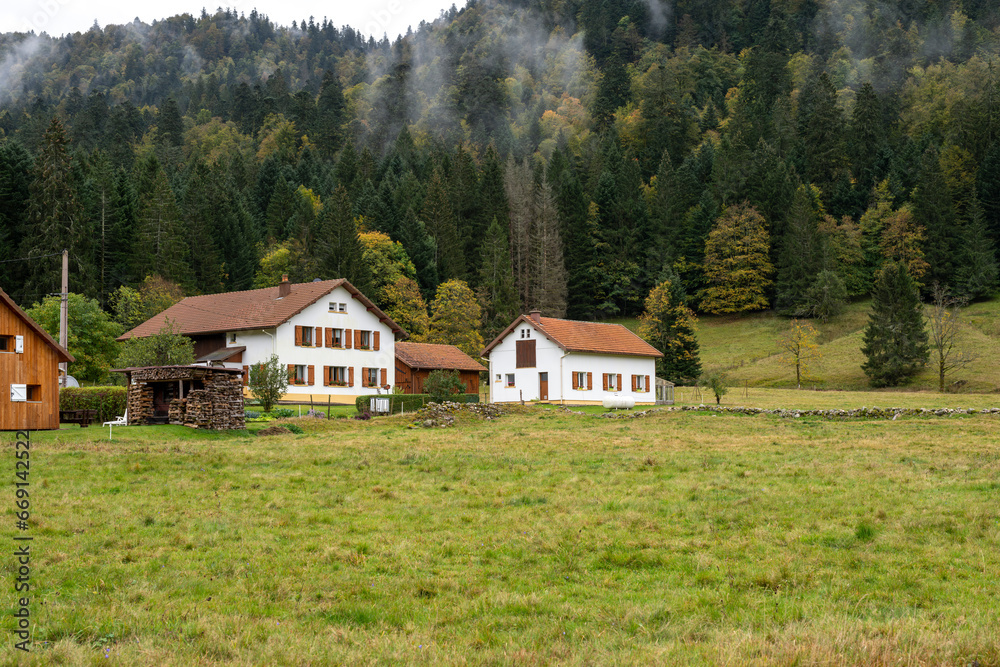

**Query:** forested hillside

left=2, top=0, right=1000, bottom=341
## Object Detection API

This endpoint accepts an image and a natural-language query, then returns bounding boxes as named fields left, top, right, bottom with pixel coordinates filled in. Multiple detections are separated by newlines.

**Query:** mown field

left=613, top=295, right=1000, bottom=393
left=4, top=395, right=1000, bottom=665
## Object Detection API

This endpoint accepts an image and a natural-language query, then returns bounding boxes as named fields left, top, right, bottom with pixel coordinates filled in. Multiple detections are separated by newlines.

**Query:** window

left=332, top=328, right=344, bottom=347
left=301, top=327, right=313, bottom=347
left=228, top=333, right=237, bottom=344
left=573, top=371, right=586, bottom=389
left=633, top=375, right=648, bottom=392
left=294, top=365, right=307, bottom=384
left=364, top=367, right=379, bottom=387
left=506, top=374, right=515, bottom=387
left=330, top=366, right=347, bottom=385
left=515, top=339, right=536, bottom=368
left=330, top=302, right=347, bottom=313
left=10, top=384, right=39, bottom=402
left=1, top=335, right=24, bottom=353
left=358, top=330, right=371, bottom=349
left=495, top=374, right=501, bottom=382
left=604, top=373, right=621, bottom=391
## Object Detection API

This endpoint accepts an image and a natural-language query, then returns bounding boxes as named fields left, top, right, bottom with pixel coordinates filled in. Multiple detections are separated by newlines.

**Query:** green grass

left=5, top=403, right=1000, bottom=665
left=614, top=296, right=1000, bottom=392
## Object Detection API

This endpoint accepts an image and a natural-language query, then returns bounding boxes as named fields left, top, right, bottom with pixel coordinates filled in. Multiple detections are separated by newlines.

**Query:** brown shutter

left=325, top=328, right=333, bottom=347
left=572, top=372, right=579, bottom=390
left=354, top=329, right=362, bottom=349
left=314, top=327, right=321, bottom=347
left=645, top=375, right=650, bottom=392
left=322, top=366, right=328, bottom=386
left=373, top=331, right=380, bottom=351
left=617, top=374, right=622, bottom=391
left=348, top=367, right=354, bottom=387
left=587, top=372, right=593, bottom=390
left=345, top=329, right=352, bottom=349
left=631, top=375, right=637, bottom=391
left=308, top=365, right=315, bottom=386
left=287, top=364, right=295, bottom=383
left=294, top=326, right=303, bottom=346
left=380, top=368, right=387, bottom=386
left=242, top=365, right=249, bottom=386
left=602, top=374, right=608, bottom=390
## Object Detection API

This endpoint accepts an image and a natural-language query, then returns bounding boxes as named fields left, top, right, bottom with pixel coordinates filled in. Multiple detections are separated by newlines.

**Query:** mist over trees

left=1, top=0, right=999, bottom=333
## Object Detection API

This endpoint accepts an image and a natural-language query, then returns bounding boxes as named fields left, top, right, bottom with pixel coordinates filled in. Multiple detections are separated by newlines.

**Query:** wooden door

left=539, top=372, right=548, bottom=401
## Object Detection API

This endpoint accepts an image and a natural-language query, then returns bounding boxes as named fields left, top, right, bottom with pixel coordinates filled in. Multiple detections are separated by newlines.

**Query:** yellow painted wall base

left=497, top=399, right=657, bottom=407
left=242, top=389, right=359, bottom=405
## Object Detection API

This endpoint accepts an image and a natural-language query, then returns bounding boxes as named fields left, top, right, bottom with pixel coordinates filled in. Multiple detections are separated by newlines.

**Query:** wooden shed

left=394, top=342, right=486, bottom=395
left=1, top=288, right=74, bottom=431
left=114, top=365, right=245, bottom=430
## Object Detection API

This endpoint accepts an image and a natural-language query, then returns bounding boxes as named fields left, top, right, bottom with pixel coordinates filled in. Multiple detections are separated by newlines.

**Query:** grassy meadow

left=612, top=295, right=1000, bottom=393
left=4, top=398, right=1000, bottom=665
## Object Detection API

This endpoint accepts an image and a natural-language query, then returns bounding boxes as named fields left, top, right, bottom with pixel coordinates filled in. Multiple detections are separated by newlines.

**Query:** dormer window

left=330, top=302, right=347, bottom=313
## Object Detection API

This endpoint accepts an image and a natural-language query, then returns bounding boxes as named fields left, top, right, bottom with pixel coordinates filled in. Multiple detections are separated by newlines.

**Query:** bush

left=244, top=410, right=260, bottom=420
left=354, top=393, right=479, bottom=414
left=425, top=369, right=467, bottom=403
left=270, top=408, right=294, bottom=418
left=59, top=387, right=127, bottom=423
left=285, top=423, right=304, bottom=434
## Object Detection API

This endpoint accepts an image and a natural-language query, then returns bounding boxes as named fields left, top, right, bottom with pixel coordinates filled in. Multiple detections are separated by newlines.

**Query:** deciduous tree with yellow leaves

left=778, top=319, right=821, bottom=389
left=700, top=202, right=773, bottom=314
left=426, top=280, right=484, bottom=358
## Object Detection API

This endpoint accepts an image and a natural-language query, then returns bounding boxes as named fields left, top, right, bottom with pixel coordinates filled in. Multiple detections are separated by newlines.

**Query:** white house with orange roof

left=481, top=311, right=663, bottom=405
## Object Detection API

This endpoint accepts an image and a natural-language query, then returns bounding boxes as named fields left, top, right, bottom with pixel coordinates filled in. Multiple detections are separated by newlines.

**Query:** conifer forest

left=2, top=0, right=1000, bottom=343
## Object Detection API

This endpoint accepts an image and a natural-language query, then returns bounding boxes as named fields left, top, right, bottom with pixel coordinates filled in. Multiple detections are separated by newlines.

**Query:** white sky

left=2, top=0, right=461, bottom=39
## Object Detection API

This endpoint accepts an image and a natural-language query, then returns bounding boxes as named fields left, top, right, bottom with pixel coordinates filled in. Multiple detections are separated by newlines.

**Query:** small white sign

left=10, top=384, right=27, bottom=402
left=14, top=335, right=24, bottom=353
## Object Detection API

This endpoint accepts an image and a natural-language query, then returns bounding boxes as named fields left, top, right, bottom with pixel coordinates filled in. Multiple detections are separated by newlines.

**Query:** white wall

left=224, top=285, right=396, bottom=399
left=487, top=320, right=657, bottom=404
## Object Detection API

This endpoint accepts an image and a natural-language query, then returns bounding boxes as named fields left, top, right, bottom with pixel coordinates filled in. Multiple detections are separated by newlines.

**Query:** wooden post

left=327, top=394, right=331, bottom=419
left=59, top=249, right=68, bottom=386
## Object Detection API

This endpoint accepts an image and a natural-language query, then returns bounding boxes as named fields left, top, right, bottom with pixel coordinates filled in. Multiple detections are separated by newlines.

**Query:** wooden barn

left=1, top=288, right=74, bottom=431
left=394, top=342, right=486, bottom=395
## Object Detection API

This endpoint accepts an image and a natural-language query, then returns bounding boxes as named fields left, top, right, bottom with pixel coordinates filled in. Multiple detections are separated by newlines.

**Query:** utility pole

left=59, top=249, right=68, bottom=387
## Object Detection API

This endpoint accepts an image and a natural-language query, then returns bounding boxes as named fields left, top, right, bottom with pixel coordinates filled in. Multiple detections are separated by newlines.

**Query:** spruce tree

left=638, top=274, right=702, bottom=385
left=861, top=261, right=929, bottom=387
left=775, top=185, right=824, bottom=314
left=912, top=146, right=959, bottom=291
left=477, top=218, right=520, bottom=342
left=315, top=185, right=373, bottom=295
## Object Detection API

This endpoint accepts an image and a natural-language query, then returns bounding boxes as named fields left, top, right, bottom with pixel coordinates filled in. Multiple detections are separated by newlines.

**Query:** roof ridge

left=179, top=278, right=342, bottom=302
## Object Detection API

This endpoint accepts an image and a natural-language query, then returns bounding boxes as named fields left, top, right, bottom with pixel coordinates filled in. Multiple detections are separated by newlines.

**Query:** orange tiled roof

left=482, top=315, right=662, bottom=358
left=395, top=341, right=486, bottom=372
left=118, top=279, right=404, bottom=340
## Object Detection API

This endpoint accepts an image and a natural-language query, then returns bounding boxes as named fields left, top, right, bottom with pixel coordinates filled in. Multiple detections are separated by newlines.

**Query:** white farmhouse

left=482, top=311, right=663, bottom=405
left=118, top=276, right=405, bottom=404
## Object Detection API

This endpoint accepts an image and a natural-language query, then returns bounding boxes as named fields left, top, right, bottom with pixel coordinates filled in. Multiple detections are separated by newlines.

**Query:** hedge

left=59, top=387, right=128, bottom=423
left=355, top=393, right=479, bottom=414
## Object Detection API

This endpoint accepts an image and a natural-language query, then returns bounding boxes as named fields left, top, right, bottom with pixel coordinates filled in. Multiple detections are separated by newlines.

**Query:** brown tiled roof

left=118, top=279, right=405, bottom=341
left=0, top=288, right=74, bottom=363
left=395, top=341, right=486, bottom=372
left=481, top=315, right=662, bottom=358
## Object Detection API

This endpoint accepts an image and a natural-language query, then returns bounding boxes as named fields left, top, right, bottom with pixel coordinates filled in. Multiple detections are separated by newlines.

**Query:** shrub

left=285, top=423, right=304, bottom=434
left=354, top=393, right=479, bottom=414
left=248, top=355, right=288, bottom=413
left=59, top=387, right=127, bottom=423
left=270, top=408, right=294, bottom=418
left=425, top=369, right=467, bottom=403
left=244, top=410, right=261, bottom=420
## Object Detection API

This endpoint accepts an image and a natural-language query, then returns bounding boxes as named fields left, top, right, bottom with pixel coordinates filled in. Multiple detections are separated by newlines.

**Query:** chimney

left=529, top=310, right=541, bottom=324
left=278, top=274, right=291, bottom=298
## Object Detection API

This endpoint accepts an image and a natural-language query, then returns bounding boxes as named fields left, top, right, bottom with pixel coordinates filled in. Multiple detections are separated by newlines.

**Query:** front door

left=539, top=372, right=548, bottom=401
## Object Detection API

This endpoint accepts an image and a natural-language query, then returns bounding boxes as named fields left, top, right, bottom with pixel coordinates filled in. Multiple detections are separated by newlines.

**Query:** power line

left=0, top=251, right=65, bottom=264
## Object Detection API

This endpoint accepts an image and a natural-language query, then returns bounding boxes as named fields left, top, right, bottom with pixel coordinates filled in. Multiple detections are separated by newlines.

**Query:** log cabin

left=394, top=342, right=486, bottom=395
left=0, top=288, right=74, bottom=431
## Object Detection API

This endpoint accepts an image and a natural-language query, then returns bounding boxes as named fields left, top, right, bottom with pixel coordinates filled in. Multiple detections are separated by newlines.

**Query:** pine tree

left=0, top=140, right=34, bottom=290
left=955, top=201, right=999, bottom=300
left=422, top=168, right=465, bottom=281
left=849, top=82, right=886, bottom=193
left=477, top=218, right=520, bottom=342
left=23, top=118, right=87, bottom=302
left=530, top=178, right=568, bottom=317
left=775, top=185, right=825, bottom=314
left=861, top=261, right=929, bottom=387
left=397, top=207, right=440, bottom=296
left=132, top=154, right=188, bottom=284
left=314, top=185, right=373, bottom=295
left=638, top=275, right=702, bottom=385
left=912, top=146, right=959, bottom=291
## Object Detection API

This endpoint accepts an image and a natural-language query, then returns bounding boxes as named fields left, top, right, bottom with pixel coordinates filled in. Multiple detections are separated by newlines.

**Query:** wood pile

left=123, top=365, right=245, bottom=430
left=127, top=385, right=154, bottom=425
